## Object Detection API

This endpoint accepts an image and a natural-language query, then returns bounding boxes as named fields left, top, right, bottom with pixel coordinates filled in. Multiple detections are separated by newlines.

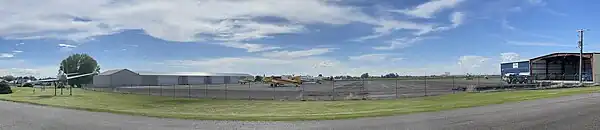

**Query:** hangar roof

left=137, top=71, right=253, bottom=77
left=530, top=52, right=600, bottom=62
left=97, top=69, right=252, bottom=77
left=98, top=69, right=128, bottom=75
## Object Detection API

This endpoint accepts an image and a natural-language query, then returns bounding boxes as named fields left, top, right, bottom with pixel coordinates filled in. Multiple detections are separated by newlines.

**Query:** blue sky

left=0, top=0, right=597, bottom=77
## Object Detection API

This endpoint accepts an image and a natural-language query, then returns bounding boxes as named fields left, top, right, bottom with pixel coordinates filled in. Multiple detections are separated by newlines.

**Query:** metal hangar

left=92, top=69, right=253, bottom=87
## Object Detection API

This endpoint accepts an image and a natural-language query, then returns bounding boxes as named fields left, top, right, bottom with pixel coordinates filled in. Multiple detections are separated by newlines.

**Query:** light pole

left=577, top=29, right=588, bottom=84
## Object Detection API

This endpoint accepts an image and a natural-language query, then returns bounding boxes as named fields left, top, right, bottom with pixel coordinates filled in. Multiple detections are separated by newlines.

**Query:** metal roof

left=98, top=69, right=253, bottom=77
left=98, top=69, right=127, bottom=75
left=530, top=52, right=599, bottom=62
left=138, top=72, right=252, bottom=77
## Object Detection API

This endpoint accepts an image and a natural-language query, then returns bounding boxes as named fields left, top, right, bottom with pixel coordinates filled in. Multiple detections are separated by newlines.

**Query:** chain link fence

left=76, top=75, right=594, bottom=101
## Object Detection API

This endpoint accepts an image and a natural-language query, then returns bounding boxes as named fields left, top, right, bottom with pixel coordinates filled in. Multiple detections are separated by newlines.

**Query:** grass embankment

left=1, top=87, right=599, bottom=121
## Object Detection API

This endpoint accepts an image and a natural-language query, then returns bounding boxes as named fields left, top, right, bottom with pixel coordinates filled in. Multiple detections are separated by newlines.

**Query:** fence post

left=424, top=76, right=428, bottom=96
left=361, top=78, right=365, bottom=99
left=453, top=76, right=456, bottom=94
left=301, top=82, right=305, bottom=101
left=332, top=79, right=335, bottom=101
left=477, top=74, right=480, bottom=87
left=148, top=85, right=151, bottom=96
left=160, top=85, right=163, bottom=96
left=225, top=84, right=228, bottom=100
left=395, top=78, right=398, bottom=99
left=173, top=85, right=176, bottom=98
left=204, top=83, right=208, bottom=98
left=272, top=85, right=275, bottom=100
left=188, top=84, right=191, bottom=98
left=248, top=83, right=251, bottom=100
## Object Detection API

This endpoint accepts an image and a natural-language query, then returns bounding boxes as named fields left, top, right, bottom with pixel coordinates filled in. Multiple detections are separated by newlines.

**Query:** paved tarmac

left=96, top=78, right=503, bottom=100
left=2, top=92, right=600, bottom=130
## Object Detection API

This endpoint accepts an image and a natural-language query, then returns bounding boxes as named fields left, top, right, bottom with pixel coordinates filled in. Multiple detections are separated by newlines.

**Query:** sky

left=0, top=0, right=598, bottom=77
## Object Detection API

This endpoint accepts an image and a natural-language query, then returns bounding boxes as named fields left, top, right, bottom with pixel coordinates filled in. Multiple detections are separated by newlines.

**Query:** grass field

left=1, top=87, right=599, bottom=121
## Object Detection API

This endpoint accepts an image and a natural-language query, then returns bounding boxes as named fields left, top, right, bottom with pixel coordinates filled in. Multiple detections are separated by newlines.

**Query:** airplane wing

left=32, top=78, right=59, bottom=83
left=66, top=72, right=97, bottom=80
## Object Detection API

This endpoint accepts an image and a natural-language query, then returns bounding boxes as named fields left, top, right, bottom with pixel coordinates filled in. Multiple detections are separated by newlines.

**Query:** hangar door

left=228, top=76, right=240, bottom=84
left=158, top=76, right=179, bottom=85
left=188, top=76, right=205, bottom=84
left=210, top=76, right=225, bottom=84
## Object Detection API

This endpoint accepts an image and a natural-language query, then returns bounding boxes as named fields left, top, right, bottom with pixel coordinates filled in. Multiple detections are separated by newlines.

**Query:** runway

left=89, top=78, right=504, bottom=100
left=1, top=93, right=600, bottom=130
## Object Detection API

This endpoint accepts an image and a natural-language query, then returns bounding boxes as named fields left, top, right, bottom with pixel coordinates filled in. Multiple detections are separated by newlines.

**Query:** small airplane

left=264, top=75, right=303, bottom=87
left=238, top=77, right=255, bottom=84
left=300, top=76, right=324, bottom=84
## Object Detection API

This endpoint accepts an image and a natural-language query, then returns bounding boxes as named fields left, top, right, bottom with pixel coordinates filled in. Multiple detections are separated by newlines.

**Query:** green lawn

left=1, top=87, right=599, bottom=121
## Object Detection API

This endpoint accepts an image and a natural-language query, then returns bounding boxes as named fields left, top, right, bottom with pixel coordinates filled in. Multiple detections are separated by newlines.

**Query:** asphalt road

left=2, top=93, right=600, bottom=130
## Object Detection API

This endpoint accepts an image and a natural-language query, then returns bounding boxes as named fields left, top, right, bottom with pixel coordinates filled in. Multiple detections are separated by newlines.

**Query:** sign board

left=512, top=63, right=519, bottom=68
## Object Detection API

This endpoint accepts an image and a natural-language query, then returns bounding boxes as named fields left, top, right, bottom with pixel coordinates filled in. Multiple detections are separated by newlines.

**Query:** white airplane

left=32, top=70, right=98, bottom=86
left=300, top=76, right=324, bottom=84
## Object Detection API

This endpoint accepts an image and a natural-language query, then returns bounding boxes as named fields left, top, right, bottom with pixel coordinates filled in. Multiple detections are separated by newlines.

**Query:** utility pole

left=577, top=29, right=587, bottom=84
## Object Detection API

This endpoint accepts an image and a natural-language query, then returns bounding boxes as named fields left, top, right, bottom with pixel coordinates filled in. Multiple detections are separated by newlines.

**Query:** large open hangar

left=529, top=53, right=600, bottom=83
left=92, top=69, right=253, bottom=87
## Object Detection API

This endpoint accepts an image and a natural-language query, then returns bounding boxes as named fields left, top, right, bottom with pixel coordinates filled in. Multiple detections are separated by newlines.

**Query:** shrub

left=0, top=82, right=12, bottom=94
left=22, top=83, right=34, bottom=87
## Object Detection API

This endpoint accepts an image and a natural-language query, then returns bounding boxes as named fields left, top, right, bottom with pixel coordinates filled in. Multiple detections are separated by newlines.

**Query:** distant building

left=92, top=69, right=253, bottom=87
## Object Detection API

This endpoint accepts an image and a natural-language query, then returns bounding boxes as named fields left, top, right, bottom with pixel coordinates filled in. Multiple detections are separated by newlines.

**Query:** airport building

left=529, top=53, right=597, bottom=82
left=92, top=69, right=253, bottom=87
left=502, top=52, right=600, bottom=83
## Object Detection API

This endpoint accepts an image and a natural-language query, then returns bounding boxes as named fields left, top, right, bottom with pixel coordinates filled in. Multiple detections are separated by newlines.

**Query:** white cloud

left=348, top=54, right=392, bottom=62
left=0, top=66, right=57, bottom=77
left=509, top=7, right=522, bottom=12
left=12, top=50, right=23, bottom=53
left=215, top=42, right=281, bottom=52
left=457, top=55, right=495, bottom=74
left=502, top=19, right=516, bottom=30
left=158, top=53, right=505, bottom=76
left=544, top=8, right=567, bottom=16
left=373, top=37, right=435, bottom=50
left=353, top=19, right=435, bottom=41
left=161, top=57, right=349, bottom=76
left=16, top=42, right=25, bottom=46
left=500, top=52, right=522, bottom=63
left=58, top=44, right=77, bottom=48
left=0, top=53, right=14, bottom=58
left=261, top=48, right=335, bottom=59
left=0, top=0, right=382, bottom=44
left=390, top=0, right=466, bottom=18
left=527, top=0, right=546, bottom=6
left=450, top=12, right=464, bottom=27
left=506, top=41, right=572, bottom=47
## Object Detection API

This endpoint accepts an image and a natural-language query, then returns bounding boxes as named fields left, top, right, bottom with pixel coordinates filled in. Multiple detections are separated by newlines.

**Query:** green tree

left=59, top=53, right=100, bottom=88
left=1, top=75, right=15, bottom=82
left=360, top=73, right=369, bottom=79
left=254, top=76, right=263, bottom=82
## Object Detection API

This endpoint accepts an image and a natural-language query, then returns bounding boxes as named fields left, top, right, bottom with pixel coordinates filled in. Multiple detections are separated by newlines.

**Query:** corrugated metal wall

left=141, top=75, right=158, bottom=86
left=188, top=76, right=205, bottom=84
left=211, top=76, right=225, bottom=84
left=157, top=76, right=179, bottom=85
left=229, top=76, right=241, bottom=84
left=92, top=75, right=111, bottom=87
left=108, top=70, right=142, bottom=87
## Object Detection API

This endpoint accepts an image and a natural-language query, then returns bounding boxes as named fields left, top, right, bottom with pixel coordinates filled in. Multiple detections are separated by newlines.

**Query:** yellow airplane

left=264, top=75, right=302, bottom=87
